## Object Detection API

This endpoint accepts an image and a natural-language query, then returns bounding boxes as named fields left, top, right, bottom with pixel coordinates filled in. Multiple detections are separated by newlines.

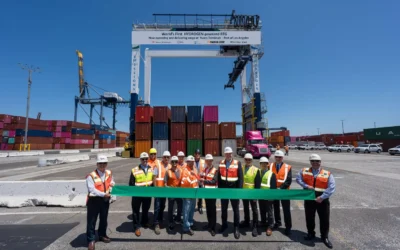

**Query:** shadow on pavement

left=69, top=233, right=88, bottom=248
left=274, top=228, right=316, bottom=247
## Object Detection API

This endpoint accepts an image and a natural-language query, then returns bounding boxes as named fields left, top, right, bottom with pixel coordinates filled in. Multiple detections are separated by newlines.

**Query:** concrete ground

left=0, top=150, right=399, bottom=250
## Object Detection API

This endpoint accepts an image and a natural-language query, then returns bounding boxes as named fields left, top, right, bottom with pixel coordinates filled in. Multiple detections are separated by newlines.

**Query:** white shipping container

left=221, top=139, right=237, bottom=156
left=153, top=140, right=169, bottom=158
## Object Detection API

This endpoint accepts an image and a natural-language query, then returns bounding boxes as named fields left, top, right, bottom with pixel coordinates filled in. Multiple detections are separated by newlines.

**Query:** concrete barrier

left=0, top=153, right=8, bottom=158
left=8, top=151, right=45, bottom=157
left=60, top=150, right=80, bottom=154
left=38, top=154, right=90, bottom=167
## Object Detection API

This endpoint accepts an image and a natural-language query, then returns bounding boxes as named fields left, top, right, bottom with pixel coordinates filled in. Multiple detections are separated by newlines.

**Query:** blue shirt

left=275, top=162, right=282, bottom=172
left=195, top=160, right=201, bottom=172
left=296, top=167, right=336, bottom=200
left=153, top=162, right=169, bottom=176
left=225, top=159, right=232, bottom=169
left=140, top=164, right=150, bottom=175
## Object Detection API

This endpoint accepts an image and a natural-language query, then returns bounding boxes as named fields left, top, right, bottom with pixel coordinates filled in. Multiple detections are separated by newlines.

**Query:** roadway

left=0, top=150, right=399, bottom=250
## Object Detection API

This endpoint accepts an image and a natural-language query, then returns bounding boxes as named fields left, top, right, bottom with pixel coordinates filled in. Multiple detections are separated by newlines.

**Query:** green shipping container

left=364, top=126, right=400, bottom=140
left=187, top=140, right=202, bottom=156
left=8, top=138, right=15, bottom=144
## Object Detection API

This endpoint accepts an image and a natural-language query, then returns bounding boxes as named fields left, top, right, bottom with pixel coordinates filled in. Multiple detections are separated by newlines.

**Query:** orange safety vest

left=148, top=158, right=161, bottom=170
left=178, top=162, right=186, bottom=170
left=87, top=169, right=112, bottom=197
left=166, top=168, right=181, bottom=187
left=155, top=162, right=171, bottom=187
left=180, top=166, right=199, bottom=188
left=301, top=168, right=330, bottom=193
left=194, top=159, right=205, bottom=175
left=201, top=166, right=217, bottom=188
left=219, top=159, right=239, bottom=182
left=284, top=146, right=289, bottom=151
left=270, top=162, right=291, bottom=189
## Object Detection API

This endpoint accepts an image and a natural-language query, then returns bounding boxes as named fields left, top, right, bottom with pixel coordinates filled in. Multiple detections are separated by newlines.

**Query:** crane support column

left=130, top=45, right=141, bottom=140
left=144, top=49, right=151, bottom=105
left=74, top=97, right=78, bottom=122
left=89, top=104, right=94, bottom=125
left=240, top=65, right=247, bottom=105
left=251, top=48, right=262, bottom=127
left=112, top=103, right=117, bottom=130
left=100, top=97, right=104, bottom=127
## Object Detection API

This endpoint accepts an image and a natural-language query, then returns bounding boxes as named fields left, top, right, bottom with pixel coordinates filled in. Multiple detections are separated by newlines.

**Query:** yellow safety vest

left=131, top=166, right=153, bottom=187
left=243, top=165, right=258, bottom=189
left=260, top=169, right=273, bottom=189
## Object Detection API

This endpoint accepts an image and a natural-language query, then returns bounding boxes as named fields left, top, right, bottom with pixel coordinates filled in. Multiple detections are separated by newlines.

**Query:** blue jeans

left=153, top=198, right=166, bottom=225
left=182, top=198, right=196, bottom=231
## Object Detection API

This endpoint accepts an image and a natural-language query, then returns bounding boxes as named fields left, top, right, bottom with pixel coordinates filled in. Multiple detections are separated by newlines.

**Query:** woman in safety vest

left=164, top=156, right=183, bottom=233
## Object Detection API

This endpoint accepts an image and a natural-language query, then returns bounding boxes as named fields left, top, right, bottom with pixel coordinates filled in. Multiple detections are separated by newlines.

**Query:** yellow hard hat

left=149, top=148, right=157, bottom=154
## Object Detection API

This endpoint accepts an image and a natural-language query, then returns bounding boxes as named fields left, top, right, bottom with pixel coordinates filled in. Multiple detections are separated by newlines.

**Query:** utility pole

left=341, top=120, right=345, bottom=135
left=18, top=63, right=41, bottom=150
left=374, top=122, right=376, bottom=128
left=317, top=128, right=320, bottom=135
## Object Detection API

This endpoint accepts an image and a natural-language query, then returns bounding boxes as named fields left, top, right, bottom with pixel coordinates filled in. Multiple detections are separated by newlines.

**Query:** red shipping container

left=14, top=137, right=53, bottom=144
left=0, top=122, right=3, bottom=129
left=66, top=121, right=91, bottom=129
left=71, top=134, right=94, bottom=140
left=0, top=115, right=12, bottom=124
left=70, top=139, right=94, bottom=145
left=65, top=144, right=93, bottom=149
left=52, top=120, right=68, bottom=126
left=136, top=106, right=153, bottom=123
left=171, top=123, right=186, bottom=140
left=219, top=122, right=236, bottom=139
left=153, top=106, right=171, bottom=123
left=96, top=130, right=112, bottom=135
left=53, top=132, right=72, bottom=138
left=204, top=123, right=219, bottom=139
left=204, top=139, right=220, bottom=156
left=171, top=140, right=186, bottom=156
left=135, top=123, right=152, bottom=140
left=203, top=106, right=218, bottom=122
left=187, top=123, right=202, bottom=140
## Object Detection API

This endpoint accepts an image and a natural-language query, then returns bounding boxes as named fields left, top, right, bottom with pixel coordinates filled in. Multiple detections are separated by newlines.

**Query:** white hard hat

left=186, top=155, right=195, bottom=162
left=309, top=154, right=322, bottom=161
left=224, top=147, right=233, bottom=154
left=140, top=152, right=149, bottom=159
left=177, top=151, right=185, bottom=157
left=205, top=154, right=213, bottom=160
left=171, top=156, right=178, bottom=161
left=244, top=153, right=253, bottom=159
left=274, top=150, right=284, bottom=157
left=97, top=154, right=108, bottom=163
left=163, top=151, right=171, bottom=157
left=260, top=157, right=269, bottom=163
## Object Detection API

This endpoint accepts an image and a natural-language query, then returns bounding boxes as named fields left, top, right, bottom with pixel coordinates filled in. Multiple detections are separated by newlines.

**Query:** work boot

left=322, top=238, right=333, bottom=249
left=234, top=227, right=240, bottom=239
left=210, top=229, right=216, bottom=237
left=154, top=224, right=161, bottom=235
left=219, top=224, right=228, bottom=233
left=239, top=220, right=250, bottom=228
left=198, top=207, right=203, bottom=214
left=168, top=224, right=174, bottom=232
left=266, top=228, right=273, bottom=236
left=88, top=241, right=95, bottom=250
left=134, top=228, right=141, bottom=237
left=252, top=226, right=258, bottom=237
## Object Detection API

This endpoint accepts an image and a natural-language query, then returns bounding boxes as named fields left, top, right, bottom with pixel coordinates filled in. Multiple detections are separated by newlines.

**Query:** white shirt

left=86, top=169, right=115, bottom=197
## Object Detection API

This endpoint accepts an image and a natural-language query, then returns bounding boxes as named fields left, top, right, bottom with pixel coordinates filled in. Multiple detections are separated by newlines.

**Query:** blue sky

left=0, top=0, right=399, bottom=136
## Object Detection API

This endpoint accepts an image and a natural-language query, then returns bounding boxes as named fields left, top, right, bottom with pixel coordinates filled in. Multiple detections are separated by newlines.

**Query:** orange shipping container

left=135, top=123, right=152, bottom=141
left=204, top=123, right=219, bottom=139
left=219, top=122, right=236, bottom=139
left=135, top=140, right=151, bottom=158
left=204, top=139, right=220, bottom=156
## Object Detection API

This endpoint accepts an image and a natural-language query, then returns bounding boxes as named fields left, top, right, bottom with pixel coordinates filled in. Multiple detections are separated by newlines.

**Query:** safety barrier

left=38, top=154, right=90, bottom=167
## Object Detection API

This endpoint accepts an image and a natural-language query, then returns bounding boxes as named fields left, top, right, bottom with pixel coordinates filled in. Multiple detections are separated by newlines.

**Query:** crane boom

left=76, top=50, right=86, bottom=98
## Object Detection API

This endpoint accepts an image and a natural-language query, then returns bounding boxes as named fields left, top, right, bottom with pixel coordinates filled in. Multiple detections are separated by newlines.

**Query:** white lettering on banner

left=131, top=45, right=140, bottom=94
left=252, top=51, right=260, bottom=93
left=132, top=31, right=261, bottom=45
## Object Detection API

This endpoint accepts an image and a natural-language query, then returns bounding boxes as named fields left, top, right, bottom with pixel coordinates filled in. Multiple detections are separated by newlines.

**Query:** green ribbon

left=111, top=186, right=316, bottom=200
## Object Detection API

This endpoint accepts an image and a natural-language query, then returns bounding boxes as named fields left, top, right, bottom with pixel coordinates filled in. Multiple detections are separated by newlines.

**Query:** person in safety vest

left=199, top=154, right=218, bottom=236
left=177, top=151, right=186, bottom=169
left=194, top=148, right=205, bottom=214
left=86, top=154, right=115, bottom=250
left=270, top=150, right=292, bottom=236
left=258, top=156, right=277, bottom=236
left=284, top=145, right=289, bottom=156
left=129, top=152, right=154, bottom=237
left=152, top=150, right=171, bottom=235
left=148, top=148, right=161, bottom=170
left=296, top=154, right=335, bottom=249
left=181, top=155, right=199, bottom=236
left=239, top=153, right=261, bottom=237
left=217, top=147, right=244, bottom=239
left=164, top=156, right=183, bottom=233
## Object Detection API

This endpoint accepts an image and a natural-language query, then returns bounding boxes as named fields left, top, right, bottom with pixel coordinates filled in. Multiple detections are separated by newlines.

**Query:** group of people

left=85, top=147, right=335, bottom=250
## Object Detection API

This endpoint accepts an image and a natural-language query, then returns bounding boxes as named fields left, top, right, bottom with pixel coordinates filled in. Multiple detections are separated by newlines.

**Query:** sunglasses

left=150, top=153, right=156, bottom=156
left=163, top=156, right=170, bottom=159
left=141, top=158, right=148, bottom=160
left=98, top=163, right=107, bottom=165
left=245, top=159, right=252, bottom=161
left=311, top=160, right=320, bottom=163
left=171, top=161, right=178, bottom=163
left=275, top=156, right=283, bottom=159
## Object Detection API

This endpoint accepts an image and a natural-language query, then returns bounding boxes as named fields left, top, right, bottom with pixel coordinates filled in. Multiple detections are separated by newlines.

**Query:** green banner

left=111, top=186, right=316, bottom=200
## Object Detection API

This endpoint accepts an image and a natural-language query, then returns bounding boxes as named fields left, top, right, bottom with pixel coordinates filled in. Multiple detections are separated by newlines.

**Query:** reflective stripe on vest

left=219, top=159, right=239, bottom=182
left=271, top=163, right=291, bottom=188
left=87, top=169, right=112, bottom=197
left=148, top=159, right=161, bottom=170
left=260, top=170, right=273, bottom=189
left=203, top=166, right=217, bottom=188
left=155, top=162, right=170, bottom=187
left=132, top=166, right=153, bottom=187
left=180, top=167, right=199, bottom=188
left=302, top=168, right=330, bottom=192
left=243, top=165, right=258, bottom=189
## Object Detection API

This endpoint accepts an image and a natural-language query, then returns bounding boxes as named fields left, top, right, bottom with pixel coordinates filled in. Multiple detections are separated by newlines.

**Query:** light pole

left=317, top=128, right=320, bottom=135
left=341, top=120, right=345, bottom=135
left=18, top=63, right=40, bottom=150
left=374, top=122, right=376, bottom=128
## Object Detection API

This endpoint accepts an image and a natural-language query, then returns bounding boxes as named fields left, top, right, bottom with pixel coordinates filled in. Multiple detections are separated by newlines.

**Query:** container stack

left=220, top=122, right=237, bottom=156
left=1, top=115, right=14, bottom=149
left=203, top=106, right=220, bottom=156
left=170, top=106, right=186, bottom=156
left=52, top=120, right=70, bottom=149
left=65, top=122, right=94, bottom=149
left=116, top=131, right=130, bottom=147
left=134, top=106, right=153, bottom=158
left=153, top=106, right=171, bottom=157
left=187, top=106, right=202, bottom=156
left=270, top=130, right=290, bottom=147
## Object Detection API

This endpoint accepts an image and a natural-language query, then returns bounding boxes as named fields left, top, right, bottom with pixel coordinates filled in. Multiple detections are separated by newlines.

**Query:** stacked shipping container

left=170, top=106, right=186, bottom=155
left=153, top=106, right=170, bottom=157
left=187, top=106, right=202, bottom=155
left=220, top=122, right=237, bottom=156
left=116, top=131, right=129, bottom=147
left=270, top=130, right=290, bottom=146
left=135, top=106, right=153, bottom=158
left=203, top=106, right=220, bottom=156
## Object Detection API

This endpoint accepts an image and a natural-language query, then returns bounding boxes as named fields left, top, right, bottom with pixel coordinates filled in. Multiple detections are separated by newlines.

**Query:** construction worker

left=165, top=156, right=183, bottom=232
left=258, top=156, right=277, bottom=236
left=284, top=145, right=289, bottom=156
left=148, top=148, right=161, bottom=170
left=129, top=152, right=154, bottom=237
left=177, top=151, right=186, bottom=169
left=194, top=148, right=205, bottom=214
left=217, top=147, right=244, bottom=239
left=152, top=150, right=171, bottom=235
left=270, top=150, right=292, bottom=235
left=296, top=154, right=335, bottom=249
left=240, top=153, right=261, bottom=237
left=276, top=144, right=281, bottom=151
left=180, top=155, right=199, bottom=236
left=199, top=154, right=218, bottom=236
left=86, top=155, right=114, bottom=250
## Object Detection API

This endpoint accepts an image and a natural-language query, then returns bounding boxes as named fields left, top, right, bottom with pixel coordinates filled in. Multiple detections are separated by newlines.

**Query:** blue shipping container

left=71, top=128, right=94, bottom=135
left=187, top=106, right=202, bottom=123
left=153, top=123, right=169, bottom=140
left=98, top=134, right=116, bottom=140
left=171, top=106, right=186, bottom=123
left=91, top=124, right=110, bottom=131
left=15, top=129, right=53, bottom=137
left=2, top=131, right=9, bottom=137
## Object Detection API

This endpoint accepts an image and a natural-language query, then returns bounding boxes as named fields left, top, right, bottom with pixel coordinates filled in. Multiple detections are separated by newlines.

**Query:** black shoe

left=219, top=224, right=228, bottom=233
left=252, top=227, right=258, bottom=237
left=322, top=238, right=333, bottom=249
left=174, top=218, right=182, bottom=225
left=190, top=224, right=197, bottom=230
left=273, top=223, right=282, bottom=229
left=234, top=227, right=240, bottom=239
left=198, top=207, right=203, bottom=214
left=239, top=220, right=250, bottom=228
left=210, top=230, right=216, bottom=237
left=184, top=229, right=194, bottom=236
left=304, top=234, right=315, bottom=241
left=284, top=228, right=291, bottom=236
left=168, top=224, right=174, bottom=232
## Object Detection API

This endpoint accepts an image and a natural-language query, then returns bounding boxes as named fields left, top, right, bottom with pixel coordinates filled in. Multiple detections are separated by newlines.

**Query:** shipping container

left=66, top=121, right=91, bottom=130
left=135, top=123, right=152, bottom=141
left=187, top=106, right=202, bottom=123
left=271, top=130, right=290, bottom=137
left=14, top=144, right=53, bottom=150
left=15, top=129, right=52, bottom=137
left=98, top=134, right=116, bottom=140
left=91, top=124, right=110, bottom=131
left=171, top=140, right=186, bottom=156
left=0, top=143, right=7, bottom=150
left=187, top=140, right=202, bottom=156
left=135, top=140, right=151, bottom=158
left=0, top=122, right=3, bottom=129
left=187, top=123, right=202, bottom=140
left=65, top=144, right=93, bottom=150
left=53, top=132, right=71, bottom=138
left=334, top=135, right=358, bottom=143
left=153, top=123, right=169, bottom=140
left=204, top=123, right=219, bottom=139
left=153, top=140, right=169, bottom=158
left=71, top=134, right=94, bottom=140
left=204, top=139, right=220, bottom=156
left=69, top=139, right=94, bottom=145
left=14, top=137, right=53, bottom=144
left=135, top=106, right=153, bottom=123
left=171, top=123, right=186, bottom=140
left=219, top=122, right=236, bottom=139
left=364, top=126, right=400, bottom=140
left=369, top=139, right=400, bottom=152
left=171, top=106, right=186, bottom=123
left=284, top=136, right=291, bottom=143
left=221, top=139, right=237, bottom=156
left=236, top=136, right=243, bottom=148
left=0, top=115, right=12, bottom=123
left=8, top=138, right=15, bottom=144
left=203, top=106, right=218, bottom=123
left=153, top=106, right=171, bottom=123
left=71, top=128, right=94, bottom=135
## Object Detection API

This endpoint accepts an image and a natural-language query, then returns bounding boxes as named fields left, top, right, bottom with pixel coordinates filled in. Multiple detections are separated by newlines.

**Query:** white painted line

left=0, top=165, right=38, bottom=174
left=14, top=216, right=35, bottom=224
left=59, top=150, right=80, bottom=154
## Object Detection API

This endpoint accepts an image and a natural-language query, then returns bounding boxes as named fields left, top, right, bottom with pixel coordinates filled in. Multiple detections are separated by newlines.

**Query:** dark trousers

left=86, top=197, right=110, bottom=242
left=197, top=198, right=203, bottom=209
left=274, top=200, right=292, bottom=229
left=153, top=198, right=166, bottom=226
left=131, top=197, right=152, bottom=230
left=205, top=199, right=216, bottom=230
left=168, top=198, right=183, bottom=224
left=259, top=200, right=274, bottom=228
left=243, top=199, right=258, bottom=225
left=221, top=199, right=240, bottom=227
left=305, top=199, right=330, bottom=238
